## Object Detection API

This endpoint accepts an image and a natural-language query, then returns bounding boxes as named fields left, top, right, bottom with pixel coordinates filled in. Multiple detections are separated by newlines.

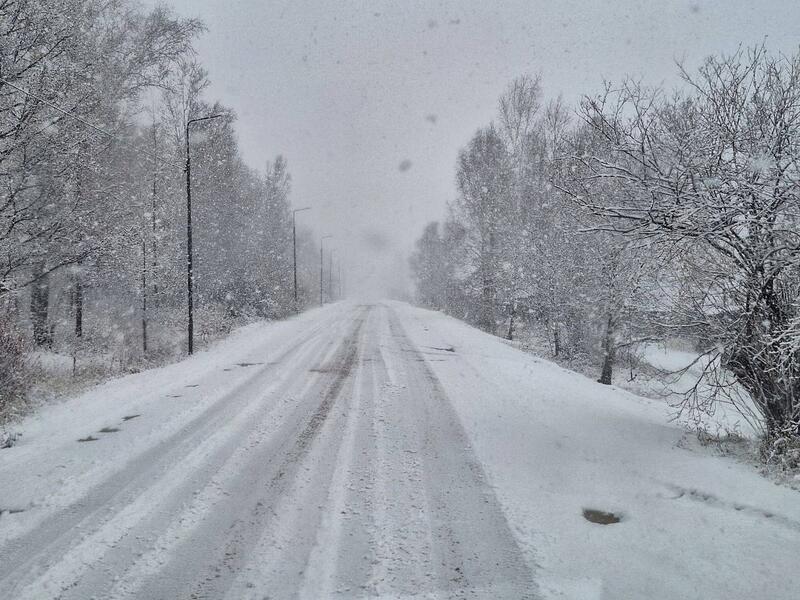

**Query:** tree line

left=410, top=46, right=800, bottom=462
left=0, top=0, right=319, bottom=424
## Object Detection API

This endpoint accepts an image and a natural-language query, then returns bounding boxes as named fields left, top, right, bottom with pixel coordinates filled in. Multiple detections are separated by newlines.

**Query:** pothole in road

left=0, top=507, right=26, bottom=517
left=582, top=508, right=622, bottom=525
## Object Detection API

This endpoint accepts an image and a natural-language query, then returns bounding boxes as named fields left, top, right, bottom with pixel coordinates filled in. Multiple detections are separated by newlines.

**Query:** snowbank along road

left=2, top=301, right=800, bottom=599
left=0, top=303, right=537, bottom=599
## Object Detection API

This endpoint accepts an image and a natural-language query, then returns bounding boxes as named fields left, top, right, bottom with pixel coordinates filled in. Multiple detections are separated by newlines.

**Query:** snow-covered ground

left=1, top=301, right=798, bottom=599
left=635, top=342, right=763, bottom=437
left=396, top=304, right=800, bottom=599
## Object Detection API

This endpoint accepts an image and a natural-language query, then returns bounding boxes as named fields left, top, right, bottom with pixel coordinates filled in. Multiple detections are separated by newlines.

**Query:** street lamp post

left=292, top=206, right=311, bottom=308
left=185, top=114, right=223, bottom=355
left=329, top=249, right=336, bottom=302
left=320, top=235, right=332, bottom=306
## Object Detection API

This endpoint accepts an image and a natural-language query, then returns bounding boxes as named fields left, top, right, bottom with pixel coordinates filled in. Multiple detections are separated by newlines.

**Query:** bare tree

left=568, top=46, right=800, bottom=446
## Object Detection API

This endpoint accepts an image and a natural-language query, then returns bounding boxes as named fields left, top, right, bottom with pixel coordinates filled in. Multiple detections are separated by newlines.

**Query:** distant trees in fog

left=411, top=47, right=800, bottom=458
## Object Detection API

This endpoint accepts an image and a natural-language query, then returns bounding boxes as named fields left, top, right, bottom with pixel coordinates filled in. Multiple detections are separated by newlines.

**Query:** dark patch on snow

left=122, top=414, right=140, bottom=421
left=77, top=436, right=99, bottom=443
left=582, top=508, right=622, bottom=525
left=0, top=507, right=26, bottom=517
left=98, top=427, right=120, bottom=434
left=664, top=483, right=800, bottom=531
left=424, top=345, right=456, bottom=353
left=310, top=366, right=350, bottom=374
left=1, top=431, right=21, bottom=449
left=185, top=384, right=200, bottom=388
left=167, top=394, right=182, bottom=398
left=236, top=362, right=263, bottom=368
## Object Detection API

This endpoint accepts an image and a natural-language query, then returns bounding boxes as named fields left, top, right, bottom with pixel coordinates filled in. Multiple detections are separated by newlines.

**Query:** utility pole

left=185, top=114, right=223, bottom=355
left=292, top=206, right=311, bottom=309
left=320, top=235, right=332, bottom=306
left=144, top=118, right=158, bottom=356
left=329, top=249, right=335, bottom=302
left=141, top=233, right=148, bottom=354
left=151, top=118, right=159, bottom=298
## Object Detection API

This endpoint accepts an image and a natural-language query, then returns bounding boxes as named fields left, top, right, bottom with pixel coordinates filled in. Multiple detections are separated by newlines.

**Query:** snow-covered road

left=2, top=302, right=799, bottom=599
left=0, top=303, right=535, bottom=599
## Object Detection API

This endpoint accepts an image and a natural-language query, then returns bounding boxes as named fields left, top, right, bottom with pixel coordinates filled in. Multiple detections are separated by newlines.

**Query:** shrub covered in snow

left=763, top=419, right=800, bottom=472
left=0, top=314, right=32, bottom=424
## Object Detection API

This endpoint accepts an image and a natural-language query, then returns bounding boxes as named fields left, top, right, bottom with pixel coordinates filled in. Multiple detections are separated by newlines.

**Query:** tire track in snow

left=218, top=306, right=377, bottom=599
left=55, top=318, right=347, bottom=600
left=3, top=303, right=540, bottom=599
left=383, top=305, right=539, bottom=599
left=0, top=308, right=354, bottom=599
left=295, top=305, right=376, bottom=599
left=122, top=307, right=369, bottom=600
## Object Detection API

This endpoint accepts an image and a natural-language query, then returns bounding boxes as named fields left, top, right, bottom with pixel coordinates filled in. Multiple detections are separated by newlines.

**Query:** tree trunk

left=30, top=261, right=50, bottom=347
left=478, top=234, right=496, bottom=333
left=506, top=302, right=516, bottom=341
left=553, top=322, right=561, bottom=357
left=480, top=263, right=494, bottom=332
left=74, top=262, right=83, bottom=339
left=74, top=142, right=86, bottom=339
left=479, top=291, right=493, bottom=331
left=598, top=314, right=615, bottom=385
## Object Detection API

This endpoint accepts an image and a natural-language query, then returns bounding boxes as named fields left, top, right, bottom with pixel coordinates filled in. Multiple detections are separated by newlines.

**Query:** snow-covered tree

left=452, top=124, right=514, bottom=331
left=571, top=46, right=800, bottom=444
left=0, top=0, right=301, bottom=412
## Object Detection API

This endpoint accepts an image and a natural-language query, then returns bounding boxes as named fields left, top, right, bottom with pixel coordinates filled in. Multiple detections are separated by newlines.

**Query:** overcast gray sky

left=151, top=0, right=800, bottom=297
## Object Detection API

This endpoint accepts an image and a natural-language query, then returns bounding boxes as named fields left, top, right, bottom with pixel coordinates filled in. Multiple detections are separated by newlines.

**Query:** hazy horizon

left=148, top=0, right=800, bottom=297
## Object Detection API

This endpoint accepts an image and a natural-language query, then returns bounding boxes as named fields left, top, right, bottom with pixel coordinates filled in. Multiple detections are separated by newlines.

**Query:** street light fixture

left=185, top=113, right=223, bottom=355
left=320, top=235, right=333, bottom=306
left=292, top=206, right=312, bottom=308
